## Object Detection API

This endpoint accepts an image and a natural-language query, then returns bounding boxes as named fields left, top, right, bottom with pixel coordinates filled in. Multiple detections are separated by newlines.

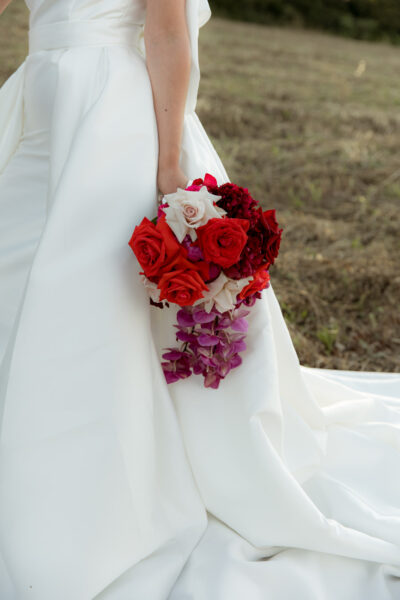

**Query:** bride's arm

left=0, top=0, right=13, bottom=16
left=144, top=0, right=191, bottom=196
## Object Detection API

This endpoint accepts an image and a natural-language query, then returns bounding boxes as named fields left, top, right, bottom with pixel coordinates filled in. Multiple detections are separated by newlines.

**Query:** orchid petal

left=231, top=317, right=249, bottom=332
left=193, top=309, right=216, bottom=324
left=198, top=333, right=220, bottom=346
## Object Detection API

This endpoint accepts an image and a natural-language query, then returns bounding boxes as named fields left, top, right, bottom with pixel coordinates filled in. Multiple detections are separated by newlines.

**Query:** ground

left=1, top=2, right=399, bottom=371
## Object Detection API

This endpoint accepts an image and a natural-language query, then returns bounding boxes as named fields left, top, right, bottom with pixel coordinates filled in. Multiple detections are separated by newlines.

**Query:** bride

left=0, top=0, right=399, bottom=598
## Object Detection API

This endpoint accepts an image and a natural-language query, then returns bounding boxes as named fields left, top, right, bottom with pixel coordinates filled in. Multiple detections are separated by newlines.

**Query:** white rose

left=140, top=273, right=165, bottom=305
left=163, top=185, right=226, bottom=243
left=193, top=272, right=253, bottom=313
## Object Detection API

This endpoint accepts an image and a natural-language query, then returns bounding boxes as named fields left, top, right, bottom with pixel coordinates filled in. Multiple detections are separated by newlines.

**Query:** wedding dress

left=0, top=0, right=399, bottom=598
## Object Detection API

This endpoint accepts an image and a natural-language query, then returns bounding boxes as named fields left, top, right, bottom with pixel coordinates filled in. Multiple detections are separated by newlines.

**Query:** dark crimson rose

left=214, top=183, right=259, bottom=225
left=238, top=263, right=270, bottom=300
left=128, top=215, right=181, bottom=278
left=223, top=232, right=263, bottom=279
left=157, top=253, right=209, bottom=306
left=195, top=217, right=249, bottom=268
left=224, top=209, right=282, bottom=279
left=256, top=208, right=282, bottom=265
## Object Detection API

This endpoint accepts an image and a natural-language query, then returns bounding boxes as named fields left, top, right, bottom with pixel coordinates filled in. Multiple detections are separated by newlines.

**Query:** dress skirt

left=0, top=2, right=399, bottom=598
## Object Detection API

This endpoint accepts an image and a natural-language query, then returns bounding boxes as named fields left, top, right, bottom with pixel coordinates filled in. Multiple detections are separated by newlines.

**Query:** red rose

left=161, top=252, right=210, bottom=282
left=158, top=270, right=209, bottom=306
left=256, top=208, right=282, bottom=265
left=157, top=254, right=209, bottom=306
left=128, top=215, right=181, bottom=278
left=195, top=217, right=249, bottom=268
left=238, top=263, right=270, bottom=299
left=157, top=253, right=210, bottom=306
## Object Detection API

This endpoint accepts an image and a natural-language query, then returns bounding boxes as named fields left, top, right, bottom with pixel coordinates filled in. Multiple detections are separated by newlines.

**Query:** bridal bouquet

left=128, top=173, right=282, bottom=389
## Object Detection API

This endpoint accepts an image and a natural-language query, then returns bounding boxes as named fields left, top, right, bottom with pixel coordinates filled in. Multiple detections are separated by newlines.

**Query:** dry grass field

left=1, top=1, right=399, bottom=371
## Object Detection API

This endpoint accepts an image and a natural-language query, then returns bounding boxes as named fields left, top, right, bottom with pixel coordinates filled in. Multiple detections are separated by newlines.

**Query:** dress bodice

left=25, top=0, right=146, bottom=28
left=23, top=0, right=211, bottom=116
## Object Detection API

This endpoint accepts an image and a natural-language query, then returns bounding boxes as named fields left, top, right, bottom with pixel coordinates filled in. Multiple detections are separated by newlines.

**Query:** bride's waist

left=28, top=18, right=144, bottom=55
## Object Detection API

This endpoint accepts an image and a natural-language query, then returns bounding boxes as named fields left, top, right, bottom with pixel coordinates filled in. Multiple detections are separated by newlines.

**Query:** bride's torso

left=21, top=0, right=149, bottom=138
left=19, top=0, right=209, bottom=141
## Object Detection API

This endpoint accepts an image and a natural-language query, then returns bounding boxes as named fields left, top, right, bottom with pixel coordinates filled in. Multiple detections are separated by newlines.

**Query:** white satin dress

left=0, top=0, right=399, bottom=598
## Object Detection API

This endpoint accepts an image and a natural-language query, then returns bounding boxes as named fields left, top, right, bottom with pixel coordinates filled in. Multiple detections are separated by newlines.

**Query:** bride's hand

left=157, top=165, right=190, bottom=198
